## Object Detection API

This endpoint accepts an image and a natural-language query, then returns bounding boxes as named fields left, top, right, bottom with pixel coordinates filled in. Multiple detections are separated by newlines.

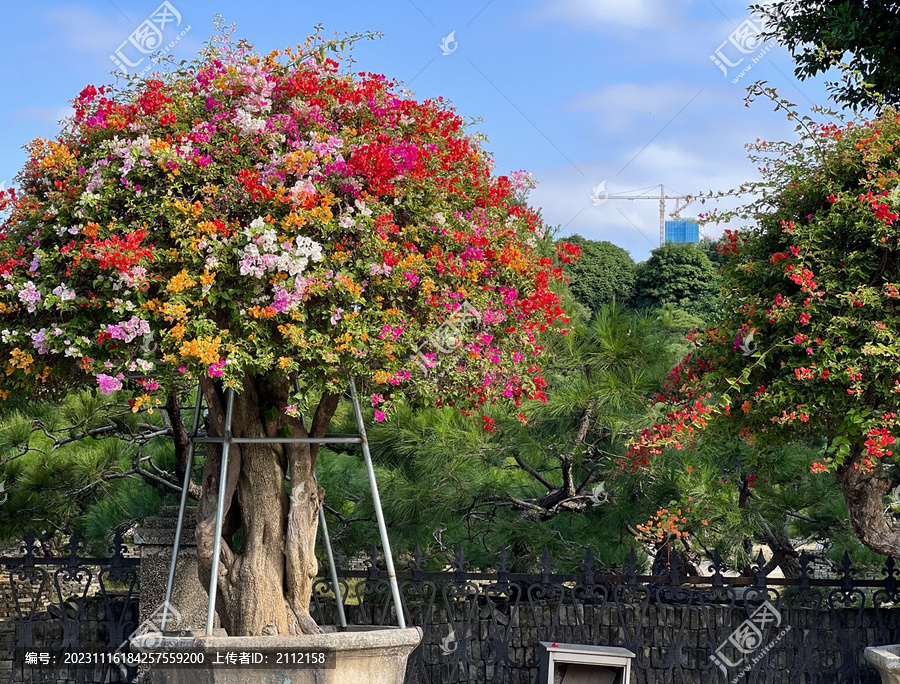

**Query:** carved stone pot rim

left=133, top=625, right=422, bottom=650
left=865, top=644, right=900, bottom=684
left=131, top=626, right=423, bottom=684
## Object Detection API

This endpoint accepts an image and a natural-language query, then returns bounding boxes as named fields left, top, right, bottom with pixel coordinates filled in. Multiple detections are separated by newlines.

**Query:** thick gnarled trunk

left=194, top=373, right=338, bottom=636
left=836, top=450, right=900, bottom=558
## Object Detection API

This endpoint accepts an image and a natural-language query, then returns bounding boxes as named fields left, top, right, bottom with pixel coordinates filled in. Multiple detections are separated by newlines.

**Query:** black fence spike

left=496, top=548, right=509, bottom=586
left=754, top=551, right=769, bottom=588
left=625, top=548, right=639, bottom=585
left=799, top=551, right=811, bottom=591
left=21, top=532, right=36, bottom=566
left=540, top=548, right=552, bottom=584
left=454, top=546, right=467, bottom=583
left=581, top=548, right=597, bottom=586
left=841, top=550, right=853, bottom=572
left=885, top=557, right=900, bottom=602
left=711, top=549, right=725, bottom=588
left=66, top=533, right=81, bottom=569
left=840, top=550, right=854, bottom=595
left=365, top=545, right=381, bottom=581
left=410, top=544, right=424, bottom=582
left=667, top=551, right=683, bottom=586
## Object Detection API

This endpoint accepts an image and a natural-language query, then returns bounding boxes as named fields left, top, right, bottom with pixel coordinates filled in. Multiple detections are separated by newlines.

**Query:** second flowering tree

left=628, top=102, right=900, bottom=559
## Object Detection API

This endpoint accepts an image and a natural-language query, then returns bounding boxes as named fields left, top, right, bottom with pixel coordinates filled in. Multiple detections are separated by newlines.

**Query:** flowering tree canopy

left=0, top=30, right=570, bottom=421
left=0, top=28, right=576, bottom=637
left=627, top=102, right=900, bottom=557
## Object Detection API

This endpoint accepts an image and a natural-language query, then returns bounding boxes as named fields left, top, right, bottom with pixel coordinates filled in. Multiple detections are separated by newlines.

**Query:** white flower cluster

left=238, top=218, right=323, bottom=279
left=233, top=108, right=268, bottom=137
left=52, top=284, right=76, bottom=301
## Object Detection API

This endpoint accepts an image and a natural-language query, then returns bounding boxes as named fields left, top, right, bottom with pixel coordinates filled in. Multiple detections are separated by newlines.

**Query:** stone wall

left=133, top=506, right=220, bottom=634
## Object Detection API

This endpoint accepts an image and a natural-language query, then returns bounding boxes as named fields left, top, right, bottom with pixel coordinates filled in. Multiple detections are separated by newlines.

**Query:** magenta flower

left=207, top=358, right=226, bottom=377
left=96, top=373, right=123, bottom=395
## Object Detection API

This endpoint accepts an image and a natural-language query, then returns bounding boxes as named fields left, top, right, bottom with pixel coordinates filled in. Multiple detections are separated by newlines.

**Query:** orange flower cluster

left=636, top=507, right=691, bottom=542
left=178, top=336, right=221, bottom=365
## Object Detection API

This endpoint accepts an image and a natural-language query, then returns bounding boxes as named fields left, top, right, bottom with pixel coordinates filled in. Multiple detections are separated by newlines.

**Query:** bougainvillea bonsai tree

left=627, top=93, right=900, bottom=559
left=0, top=27, right=574, bottom=636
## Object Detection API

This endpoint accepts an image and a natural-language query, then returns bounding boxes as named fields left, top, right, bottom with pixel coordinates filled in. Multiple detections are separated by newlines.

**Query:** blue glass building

left=664, top=219, right=701, bottom=243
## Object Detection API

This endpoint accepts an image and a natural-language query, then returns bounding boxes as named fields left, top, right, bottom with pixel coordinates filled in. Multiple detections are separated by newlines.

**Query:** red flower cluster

left=84, top=231, right=154, bottom=273
left=717, top=229, right=742, bottom=256
left=556, top=242, right=581, bottom=264
left=621, top=398, right=713, bottom=472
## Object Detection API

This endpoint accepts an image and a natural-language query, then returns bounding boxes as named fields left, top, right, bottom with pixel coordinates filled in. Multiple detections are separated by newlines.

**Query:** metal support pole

left=192, top=435, right=363, bottom=444
left=205, top=388, right=235, bottom=635
left=349, top=379, right=406, bottom=629
left=319, top=507, right=347, bottom=628
left=161, top=388, right=203, bottom=631
left=294, top=390, right=347, bottom=629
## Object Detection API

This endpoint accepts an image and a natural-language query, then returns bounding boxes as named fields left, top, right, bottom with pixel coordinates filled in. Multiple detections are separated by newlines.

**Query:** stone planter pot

left=132, top=626, right=422, bottom=684
left=866, top=644, right=900, bottom=684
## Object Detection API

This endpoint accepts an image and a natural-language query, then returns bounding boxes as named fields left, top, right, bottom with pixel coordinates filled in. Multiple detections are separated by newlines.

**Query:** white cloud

left=531, top=0, right=684, bottom=30
left=47, top=6, right=134, bottom=56
left=45, top=5, right=204, bottom=65
left=569, top=83, right=730, bottom=133
left=7, top=106, right=74, bottom=127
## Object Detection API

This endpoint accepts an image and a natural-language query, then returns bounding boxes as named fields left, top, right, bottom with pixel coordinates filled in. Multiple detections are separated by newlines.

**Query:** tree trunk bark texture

left=836, top=450, right=900, bottom=558
left=194, top=373, right=339, bottom=636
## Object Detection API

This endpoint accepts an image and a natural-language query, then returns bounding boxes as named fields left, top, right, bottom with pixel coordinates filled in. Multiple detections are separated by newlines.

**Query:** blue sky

left=0, top=0, right=834, bottom=261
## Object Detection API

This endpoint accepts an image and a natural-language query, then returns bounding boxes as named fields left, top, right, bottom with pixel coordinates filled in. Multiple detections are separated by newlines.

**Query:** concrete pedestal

left=133, top=506, right=220, bottom=633
left=132, top=626, right=423, bottom=684
left=866, top=645, right=900, bottom=684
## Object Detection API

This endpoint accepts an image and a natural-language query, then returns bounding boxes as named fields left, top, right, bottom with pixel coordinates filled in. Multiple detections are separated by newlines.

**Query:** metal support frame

left=160, top=388, right=202, bottom=631
left=349, top=379, right=405, bottom=628
left=162, top=379, right=403, bottom=636
left=204, top=389, right=235, bottom=634
left=319, top=502, right=347, bottom=629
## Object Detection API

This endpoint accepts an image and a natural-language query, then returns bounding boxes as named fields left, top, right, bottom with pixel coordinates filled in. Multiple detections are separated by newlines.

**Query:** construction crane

left=593, top=184, right=695, bottom=246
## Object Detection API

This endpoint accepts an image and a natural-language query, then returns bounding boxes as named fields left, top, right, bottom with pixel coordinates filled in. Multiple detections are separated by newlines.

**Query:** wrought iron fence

left=0, top=535, right=898, bottom=683
left=310, top=546, right=900, bottom=684
left=0, top=532, right=139, bottom=684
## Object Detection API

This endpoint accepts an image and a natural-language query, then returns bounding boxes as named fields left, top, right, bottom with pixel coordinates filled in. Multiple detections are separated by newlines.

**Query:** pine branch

left=511, top=452, right=554, bottom=490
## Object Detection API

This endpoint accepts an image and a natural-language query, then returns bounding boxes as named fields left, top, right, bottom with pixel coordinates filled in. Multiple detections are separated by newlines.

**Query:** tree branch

left=511, top=452, right=555, bottom=490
